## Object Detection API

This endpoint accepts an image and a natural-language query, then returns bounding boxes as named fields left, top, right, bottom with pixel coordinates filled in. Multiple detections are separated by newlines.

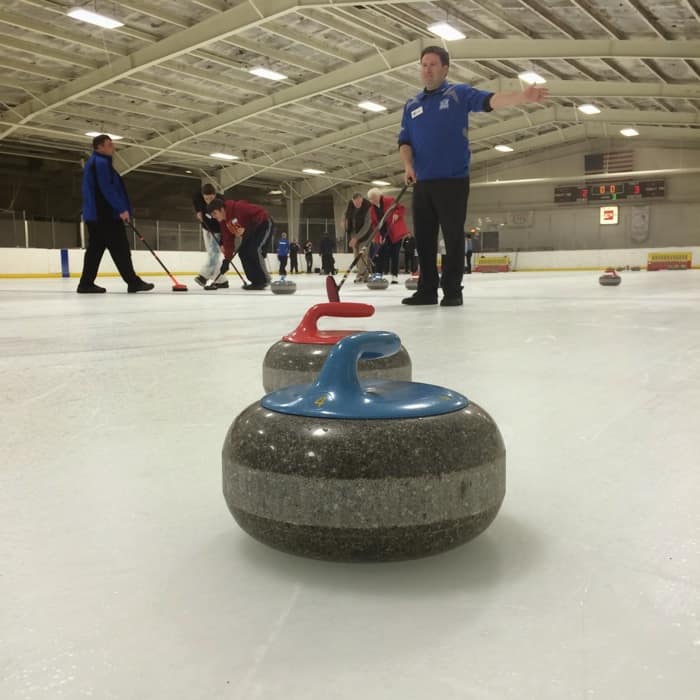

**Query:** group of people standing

left=77, top=45, right=547, bottom=301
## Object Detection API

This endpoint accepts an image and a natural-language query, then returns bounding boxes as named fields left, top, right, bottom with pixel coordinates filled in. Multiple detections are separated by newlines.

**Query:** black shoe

left=244, top=283, right=268, bottom=290
left=76, top=284, right=106, bottom=294
left=127, top=280, right=155, bottom=293
left=215, top=280, right=229, bottom=289
left=194, top=275, right=207, bottom=288
left=440, top=295, right=463, bottom=307
left=402, top=292, right=438, bottom=306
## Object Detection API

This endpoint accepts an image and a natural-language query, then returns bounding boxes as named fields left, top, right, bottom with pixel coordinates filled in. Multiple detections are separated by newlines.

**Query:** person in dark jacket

left=77, top=134, right=153, bottom=293
left=303, top=240, right=314, bottom=273
left=319, top=233, right=336, bottom=275
left=192, top=183, right=228, bottom=289
left=289, top=240, right=299, bottom=274
left=208, top=197, right=273, bottom=290
left=344, top=193, right=371, bottom=244
left=403, top=233, right=417, bottom=273
left=276, top=232, right=290, bottom=276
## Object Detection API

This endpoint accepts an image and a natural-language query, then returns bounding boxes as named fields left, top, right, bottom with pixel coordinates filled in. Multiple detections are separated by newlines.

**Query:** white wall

left=2, top=246, right=699, bottom=277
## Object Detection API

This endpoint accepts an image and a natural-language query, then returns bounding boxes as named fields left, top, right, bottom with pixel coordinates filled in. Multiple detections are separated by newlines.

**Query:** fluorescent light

left=85, top=131, right=123, bottom=140
left=518, top=71, right=546, bottom=85
left=185, top=170, right=193, bottom=174
left=358, top=101, right=386, bottom=113
left=494, top=145, right=514, bottom=152
left=210, top=152, right=239, bottom=161
left=67, top=8, right=123, bottom=29
left=249, top=67, right=287, bottom=81
left=578, top=103, right=601, bottom=115
left=620, top=128, right=639, bottom=137
left=302, top=168, right=325, bottom=175
left=427, top=21, right=465, bottom=41
left=371, top=180, right=391, bottom=186
left=268, top=189, right=283, bottom=195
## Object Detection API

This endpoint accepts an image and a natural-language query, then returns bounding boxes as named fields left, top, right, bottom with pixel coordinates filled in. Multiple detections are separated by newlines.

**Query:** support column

left=286, top=190, right=301, bottom=245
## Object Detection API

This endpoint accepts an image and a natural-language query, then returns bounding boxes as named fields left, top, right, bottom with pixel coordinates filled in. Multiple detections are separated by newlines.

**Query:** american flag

left=584, top=151, right=634, bottom=175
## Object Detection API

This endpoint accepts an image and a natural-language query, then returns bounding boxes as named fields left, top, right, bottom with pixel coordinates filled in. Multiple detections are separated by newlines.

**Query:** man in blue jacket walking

left=78, top=134, right=153, bottom=293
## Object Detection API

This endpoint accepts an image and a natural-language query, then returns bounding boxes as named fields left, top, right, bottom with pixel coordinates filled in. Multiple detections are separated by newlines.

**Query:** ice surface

left=1, top=271, right=699, bottom=699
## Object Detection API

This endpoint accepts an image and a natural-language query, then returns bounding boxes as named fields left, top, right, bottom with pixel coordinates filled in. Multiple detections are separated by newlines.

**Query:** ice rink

left=2, top=269, right=699, bottom=699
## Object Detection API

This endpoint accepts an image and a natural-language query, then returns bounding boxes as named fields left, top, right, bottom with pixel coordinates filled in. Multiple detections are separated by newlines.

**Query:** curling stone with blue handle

left=224, top=331, right=506, bottom=562
left=262, top=302, right=411, bottom=392
left=270, top=276, right=296, bottom=294
left=367, top=273, right=389, bottom=290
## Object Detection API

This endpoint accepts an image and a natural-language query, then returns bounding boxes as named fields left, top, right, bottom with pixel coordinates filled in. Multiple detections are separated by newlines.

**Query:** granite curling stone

left=599, top=271, right=621, bottom=286
left=367, top=273, right=389, bottom=290
left=270, top=276, right=297, bottom=295
left=405, top=274, right=419, bottom=290
left=262, top=302, right=411, bottom=392
left=223, top=331, right=506, bottom=562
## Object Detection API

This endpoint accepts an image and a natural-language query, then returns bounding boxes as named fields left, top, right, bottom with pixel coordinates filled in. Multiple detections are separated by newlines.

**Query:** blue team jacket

left=398, top=81, right=493, bottom=181
left=277, top=239, right=290, bottom=256
left=81, top=152, right=133, bottom=222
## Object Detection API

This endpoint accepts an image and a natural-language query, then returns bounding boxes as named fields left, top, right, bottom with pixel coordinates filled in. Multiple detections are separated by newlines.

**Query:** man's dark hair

left=207, top=198, right=226, bottom=213
left=352, top=192, right=363, bottom=199
left=201, top=183, right=217, bottom=195
left=421, top=46, right=450, bottom=66
left=92, top=134, right=112, bottom=150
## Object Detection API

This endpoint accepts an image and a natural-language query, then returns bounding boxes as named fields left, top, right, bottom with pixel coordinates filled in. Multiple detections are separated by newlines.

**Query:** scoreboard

left=554, top=179, right=665, bottom=203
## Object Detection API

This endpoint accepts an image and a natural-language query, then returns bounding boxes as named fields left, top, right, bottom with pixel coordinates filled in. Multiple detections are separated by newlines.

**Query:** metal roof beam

left=115, top=39, right=700, bottom=173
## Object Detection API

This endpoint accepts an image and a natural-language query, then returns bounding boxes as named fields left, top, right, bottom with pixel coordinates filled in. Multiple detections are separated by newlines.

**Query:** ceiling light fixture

left=249, top=67, right=288, bottom=81
left=268, top=189, right=284, bottom=195
left=67, top=8, right=123, bottom=29
left=210, top=152, right=239, bottom=161
left=302, top=168, right=325, bottom=175
left=358, top=101, right=386, bottom=112
left=518, top=71, right=546, bottom=84
left=85, top=131, right=123, bottom=140
left=371, top=180, right=391, bottom=186
left=494, top=145, right=514, bottom=152
left=427, top=21, right=465, bottom=41
left=620, top=128, right=639, bottom=137
left=577, top=104, right=601, bottom=115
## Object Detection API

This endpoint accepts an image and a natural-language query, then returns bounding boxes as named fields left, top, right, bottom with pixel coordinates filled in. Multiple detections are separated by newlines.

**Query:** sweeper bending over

left=207, top=198, right=274, bottom=290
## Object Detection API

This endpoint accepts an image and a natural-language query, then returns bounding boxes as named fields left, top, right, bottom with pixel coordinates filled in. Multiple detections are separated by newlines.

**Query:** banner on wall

left=506, top=211, right=534, bottom=227
left=630, top=206, right=650, bottom=243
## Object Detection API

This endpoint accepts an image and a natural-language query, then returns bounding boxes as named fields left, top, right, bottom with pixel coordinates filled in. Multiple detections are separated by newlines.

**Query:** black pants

left=239, top=220, right=273, bottom=285
left=412, top=177, right=469, bottom=297
left=305, top=252, right=313, bottom=272
left=80, top=219, right=140, bottom=286
left=465, top=250, right=473, bottom=273
left=290, top=254, right=298, bottom=273
left=278, top=254, right=288, bottom=276
left=375, top=239, right=402, bottom=276
left=321, top=253, right=334, bottom=274
left=404, top=252, right=417, bottom=273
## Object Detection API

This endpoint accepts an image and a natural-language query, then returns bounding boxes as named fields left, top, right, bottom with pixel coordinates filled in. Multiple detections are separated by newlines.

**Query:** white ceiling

left=1, top=0, right=699, bottom=198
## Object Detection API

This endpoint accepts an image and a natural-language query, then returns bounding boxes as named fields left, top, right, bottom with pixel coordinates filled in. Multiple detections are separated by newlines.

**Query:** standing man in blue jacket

left=276, top=231, right=290, bottom=276
left=77, top=134, right=153, bottom=293
left=399, top=46, right=548, bottom=306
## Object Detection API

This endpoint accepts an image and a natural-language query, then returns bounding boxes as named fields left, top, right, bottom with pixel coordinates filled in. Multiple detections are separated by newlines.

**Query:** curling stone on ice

left=405, top=274, right=419, bottom=290
left=223, top=331, right=506, bottom=562
left=599, top=270, right=621, bottom=286
left=367, top=273, right=389, bottom=290
left=262, top=302, right=411, bottom=392
left=270, top=276, right=296, bottom=295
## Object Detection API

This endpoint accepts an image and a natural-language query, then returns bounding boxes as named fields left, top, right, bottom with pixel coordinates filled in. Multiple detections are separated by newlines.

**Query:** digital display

left=554, top=179, right=665, bottom=203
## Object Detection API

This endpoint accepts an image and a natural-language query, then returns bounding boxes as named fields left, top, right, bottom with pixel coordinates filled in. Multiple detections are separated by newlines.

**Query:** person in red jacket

left=367, top=187, right=408, bottom=284
left=207, top=197, right=273, bottom=290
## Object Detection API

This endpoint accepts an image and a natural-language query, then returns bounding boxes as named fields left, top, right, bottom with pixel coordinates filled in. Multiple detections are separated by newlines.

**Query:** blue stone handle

left=313, top=331, right=400, bottom=398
